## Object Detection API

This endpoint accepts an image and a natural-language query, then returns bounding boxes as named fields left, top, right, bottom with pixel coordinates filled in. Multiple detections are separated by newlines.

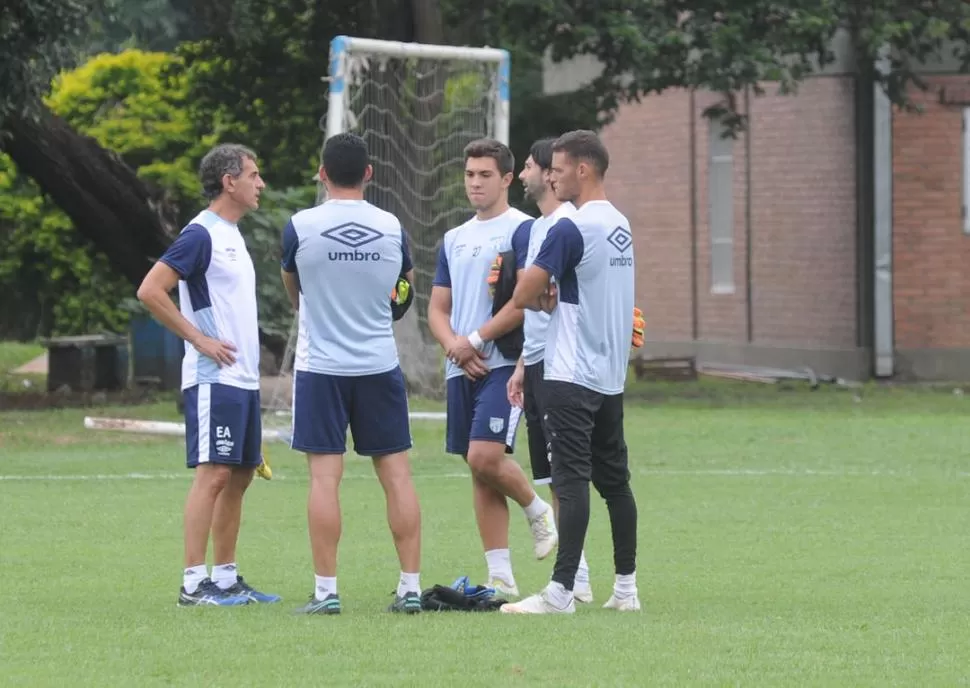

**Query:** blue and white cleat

left=225, top=576, right=281, bottom=603
left=178, top=578, right=250, bottom=607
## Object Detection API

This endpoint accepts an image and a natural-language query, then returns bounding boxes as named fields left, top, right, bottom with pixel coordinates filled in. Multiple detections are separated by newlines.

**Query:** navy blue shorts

left=291, top=366, right=412, bottom=457
left=183, top=383, right=262, bottom=469
left=446, top=366, right=522, bottom=456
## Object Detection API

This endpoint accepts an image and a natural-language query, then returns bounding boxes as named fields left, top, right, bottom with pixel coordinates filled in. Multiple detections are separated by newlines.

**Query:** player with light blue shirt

left=505, top=130, right=641, bottom=615
left=506, top=137, right=592, bottom=604
left=137, top=143, right=279, bottom=607
left=428, top=138, right=558, bottom=597
left=280, top=133, right=423, bottom=615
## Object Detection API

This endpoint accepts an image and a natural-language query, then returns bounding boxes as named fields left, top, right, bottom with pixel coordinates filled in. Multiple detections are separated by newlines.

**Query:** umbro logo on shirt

left=322, top=222, right=383, bottom=249
left=321, top=222, right=383, bottom=262
left=607, top=226, right=632, bottom=254
left=608, top=226, right=633, bottom=267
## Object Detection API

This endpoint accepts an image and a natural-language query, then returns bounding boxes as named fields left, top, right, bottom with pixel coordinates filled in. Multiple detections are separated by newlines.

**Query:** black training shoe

left=293, top=593, right=341, bottom=615
left=387, top=591, right=422, bottom=614
left=178, top=578, right=250, bottom=607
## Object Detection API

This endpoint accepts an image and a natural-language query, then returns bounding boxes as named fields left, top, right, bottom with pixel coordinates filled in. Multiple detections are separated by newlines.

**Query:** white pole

left=495, top=50, right=511, bottom=145
left=325, top=35, right=349, bottom=140
left=84, top=417, right=292, bottom=441
left=873, top=46, right=894, bottom=377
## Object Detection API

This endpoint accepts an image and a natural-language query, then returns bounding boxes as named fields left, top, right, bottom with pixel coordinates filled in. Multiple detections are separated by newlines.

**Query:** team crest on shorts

left=489, top=417, right=505, bottom=433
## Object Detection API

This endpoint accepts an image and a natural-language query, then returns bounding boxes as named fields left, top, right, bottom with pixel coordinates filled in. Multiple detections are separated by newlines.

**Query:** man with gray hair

left=137, top=143, right=280, bottom=606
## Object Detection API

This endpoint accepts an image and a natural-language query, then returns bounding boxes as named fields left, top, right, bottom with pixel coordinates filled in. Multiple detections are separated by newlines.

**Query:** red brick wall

left=893, top=75, right=970, bottom=350
left=601, top=77, right=858, bottom=349
left=599, top=88, right=694, bottom=341
left=748, top=77, right=858, bottom=348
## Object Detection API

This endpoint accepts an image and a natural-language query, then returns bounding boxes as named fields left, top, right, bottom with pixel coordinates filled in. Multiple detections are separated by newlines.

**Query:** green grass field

left=2, top=379, right=970, bottom=686
left=0, top=340, right=45, bottom=393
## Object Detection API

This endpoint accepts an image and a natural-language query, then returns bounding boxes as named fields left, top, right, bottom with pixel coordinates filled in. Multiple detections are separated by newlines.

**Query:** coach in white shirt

left=138, top=143, right=279, bottom=607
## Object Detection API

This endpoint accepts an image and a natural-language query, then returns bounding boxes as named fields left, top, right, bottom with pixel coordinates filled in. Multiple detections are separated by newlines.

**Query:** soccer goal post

left=260, top=36, right=512, bottom=427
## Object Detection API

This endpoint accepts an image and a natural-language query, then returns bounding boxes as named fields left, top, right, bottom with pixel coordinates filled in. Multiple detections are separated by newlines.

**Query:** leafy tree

left=46, top=50, right=208, bottom=212
left=1, top=0, right=180, bottom=304
left=0, top=155, right=134, bottom=338
left=489, top=0, right=970, bottom=134
left=83, top=0, right=195, bottom=55
left=0, top=0, right=86, bottom=123
left=0, top=49, right=204, bottom=337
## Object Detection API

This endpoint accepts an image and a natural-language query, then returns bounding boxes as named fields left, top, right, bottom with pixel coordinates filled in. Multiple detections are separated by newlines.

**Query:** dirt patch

left=11, top=353, right=48, bottom=375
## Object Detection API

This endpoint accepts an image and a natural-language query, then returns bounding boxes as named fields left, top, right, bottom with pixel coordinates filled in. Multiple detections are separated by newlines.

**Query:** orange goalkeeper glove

left=487, top=254, right=503, bottom=297
left=632, top=307, right=645, bottom=348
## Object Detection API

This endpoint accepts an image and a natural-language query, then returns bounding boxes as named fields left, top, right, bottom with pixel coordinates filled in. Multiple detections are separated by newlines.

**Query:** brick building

left=543, top=34, right=970, bottom=381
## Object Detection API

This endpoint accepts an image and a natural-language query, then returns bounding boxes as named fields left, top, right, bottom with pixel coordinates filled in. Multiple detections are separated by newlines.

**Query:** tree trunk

left=411, top=0, right=444, bottom=44
left=2, top=105, right=180, bottom=287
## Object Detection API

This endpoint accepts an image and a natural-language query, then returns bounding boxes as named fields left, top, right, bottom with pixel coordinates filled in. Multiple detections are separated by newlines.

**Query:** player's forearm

left=281, top=270, right=300, bottom=310
left=478, top=300, right=524, bottom=342
left=513, top=291, right=545, bottom=312
left=512, top=277, right=547, bottom=312
left=427, top=306, right=457, bottom=351
left=137, top=287, right=205, bottom=348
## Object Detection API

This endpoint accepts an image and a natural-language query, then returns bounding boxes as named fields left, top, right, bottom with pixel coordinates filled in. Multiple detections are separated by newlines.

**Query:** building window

left=709, top=117, right=735, bottom=293
left=964, top=107, right=970, bottom=235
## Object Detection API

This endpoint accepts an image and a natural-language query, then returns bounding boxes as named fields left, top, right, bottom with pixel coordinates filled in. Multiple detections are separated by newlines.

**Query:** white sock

left=614, top=572, right=637, bottom=597
left=543, top=581, right=573, bottom=608
left=484, top=549, right=514, bottom=583
left=523, top=494, right=549, bottom=521
left=182, top=565, right=208, bottom=594
left=211, top=562, right=238, bottom=590
left=576, top=552, right=590, bottom=585
left=397, top=571, right=420, bottom=597
left=315, top=575, right=337, bottom=601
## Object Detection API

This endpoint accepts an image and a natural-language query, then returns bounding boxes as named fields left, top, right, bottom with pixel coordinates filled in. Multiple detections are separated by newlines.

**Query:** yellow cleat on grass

left=256, top=445, right=273, bottom=480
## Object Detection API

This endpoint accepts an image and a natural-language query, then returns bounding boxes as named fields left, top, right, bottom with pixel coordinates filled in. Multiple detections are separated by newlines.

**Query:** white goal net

left=260, top=36, right=511, bottom=440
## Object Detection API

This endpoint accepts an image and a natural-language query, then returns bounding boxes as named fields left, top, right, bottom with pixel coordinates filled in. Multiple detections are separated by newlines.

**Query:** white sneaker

left=573, top=581, right=593, bottom=604
left=500, top=589, right=575, bottom=615
left=488, top=577, right=519, bottom=598
left=528, top=507, right=558, bottom=560
left=603, top=592, right=641, bottom=611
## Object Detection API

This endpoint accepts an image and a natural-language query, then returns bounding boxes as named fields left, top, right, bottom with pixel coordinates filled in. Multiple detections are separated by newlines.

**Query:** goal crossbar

left=331, top=35, right=508, bottom=63
left=326, top=35, right=511, bottom=144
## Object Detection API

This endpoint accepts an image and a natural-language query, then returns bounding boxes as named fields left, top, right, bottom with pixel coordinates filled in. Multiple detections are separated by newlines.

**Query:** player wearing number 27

left=428, top=138, right=559, bottom=597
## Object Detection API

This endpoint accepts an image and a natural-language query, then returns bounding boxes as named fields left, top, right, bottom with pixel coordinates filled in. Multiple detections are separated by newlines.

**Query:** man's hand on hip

left=192, top=335, right=237, bottom=367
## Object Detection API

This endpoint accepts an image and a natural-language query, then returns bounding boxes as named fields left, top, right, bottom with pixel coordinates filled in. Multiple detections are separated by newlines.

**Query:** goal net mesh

left=261, top=43, right=503, bottom=440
